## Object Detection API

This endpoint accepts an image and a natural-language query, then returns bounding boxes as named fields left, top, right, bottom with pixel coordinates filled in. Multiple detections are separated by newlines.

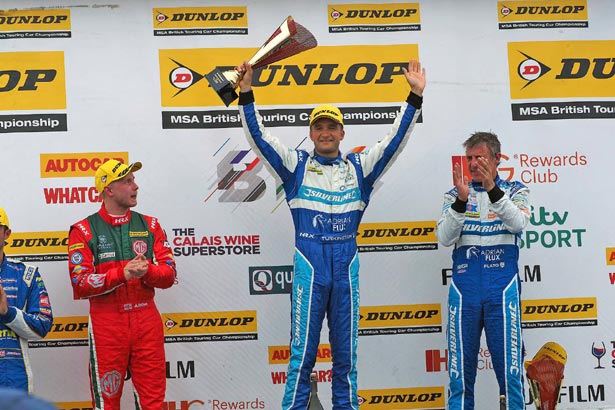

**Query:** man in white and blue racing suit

left=0, top=207, right=53, bottom=393
left=436, top=132, right=530, bottom=410
left=235, top=60, right=426, bottom=410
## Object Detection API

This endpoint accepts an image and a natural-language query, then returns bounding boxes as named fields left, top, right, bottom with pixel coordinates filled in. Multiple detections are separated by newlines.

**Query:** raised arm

left=359, top=59, right=426, bottom=187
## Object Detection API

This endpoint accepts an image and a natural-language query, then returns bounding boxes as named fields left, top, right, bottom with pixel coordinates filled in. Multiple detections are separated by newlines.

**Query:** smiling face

left=309, top=118, right=345, bottom=158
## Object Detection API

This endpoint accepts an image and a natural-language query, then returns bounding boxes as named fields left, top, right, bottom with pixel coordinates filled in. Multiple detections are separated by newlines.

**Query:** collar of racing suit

left=98, top=203, right=132, bottom=226
left=312, top=152, right=343, bottom=166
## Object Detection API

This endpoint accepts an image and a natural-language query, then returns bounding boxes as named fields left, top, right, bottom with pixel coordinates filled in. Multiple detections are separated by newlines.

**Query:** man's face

left=0, top=225, right=11, bottom=253
left=465, top=143, right=499, bottom=183
left=309, top=118, right=345, bottom=158
left=105, top=172, right=139, bottom=209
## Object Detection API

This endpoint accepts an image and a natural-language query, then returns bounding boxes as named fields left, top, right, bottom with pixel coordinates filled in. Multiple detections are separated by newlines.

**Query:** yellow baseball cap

left=524, top=341, right=567, bottom=370
left=95, top=159, right=142, bottom=193
left=0, top=207, right=9, bottom=229
left=309, top=104, right=344, bottom=126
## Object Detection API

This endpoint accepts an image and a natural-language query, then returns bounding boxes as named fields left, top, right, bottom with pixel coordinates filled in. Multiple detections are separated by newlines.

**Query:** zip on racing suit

left=436, top=175, right=530, bottom=410
left=239, top=90, right=422, bottom=410
left=0, top=257, right=53, bottom=392
left=68, top=203, right=176, bottom=410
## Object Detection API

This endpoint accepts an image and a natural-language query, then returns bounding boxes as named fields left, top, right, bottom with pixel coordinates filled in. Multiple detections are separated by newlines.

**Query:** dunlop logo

left=0, top=9, right=71, bottom=38
left=508, top=41, right=615, bottom=99
left=6, top=231, right=68, bottom=255
left=360, top=304, right=441, bottom=328
left=163, top=311, right=257, bottom=335
left=358, top=386, right=445, bottom=409
left=522, top=297, right=597, bottom=320
left=153, top=6, right=248, bottom=36
left=153, top=7, right=247, bottom=27
left=159, top=44, right=419, bottom=106
left=358, top=221, right=436, bottom=245
left=498, top=0, right=587, bottom=22
left=328, top=3, right=420, bottom=25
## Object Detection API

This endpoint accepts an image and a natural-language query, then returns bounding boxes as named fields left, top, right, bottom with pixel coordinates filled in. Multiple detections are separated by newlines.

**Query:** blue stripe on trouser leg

left=283, top=250, right=327, bottom=410
left=329, top=251, right=359, bottom=410
left=485, top=276, right=524, bottom=410
left=447, top=281, right=484, bottom=410
left=447, top=282, right=465, bottom=410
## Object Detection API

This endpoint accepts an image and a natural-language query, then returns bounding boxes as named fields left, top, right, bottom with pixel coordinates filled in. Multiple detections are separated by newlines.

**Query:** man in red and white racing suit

left=68, top=160, right=176, bottom=410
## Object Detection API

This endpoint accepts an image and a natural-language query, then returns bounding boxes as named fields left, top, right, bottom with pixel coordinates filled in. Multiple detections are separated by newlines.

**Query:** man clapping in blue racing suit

left=436, top=132, right=530, bottom=410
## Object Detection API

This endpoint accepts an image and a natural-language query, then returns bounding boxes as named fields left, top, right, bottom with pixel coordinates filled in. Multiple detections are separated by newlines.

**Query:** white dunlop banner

left=0, top=0, right=613, bottom=409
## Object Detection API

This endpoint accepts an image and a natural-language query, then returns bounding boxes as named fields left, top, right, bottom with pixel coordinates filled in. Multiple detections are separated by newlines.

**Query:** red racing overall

left=68, top=204, right=176, bottom=410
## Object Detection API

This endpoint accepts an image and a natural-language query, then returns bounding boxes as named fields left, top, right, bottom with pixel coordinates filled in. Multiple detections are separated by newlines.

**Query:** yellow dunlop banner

left=508, top=40, right=615, bottom=99
left=40, top=152, right=129, bottom=178
left=522, top=297, right=597, bottom=321
left=357, top=221, right=436, bottom=245
left=328, top=3, right=420, bottom=25
left=163, top=311, right=257, bottom=335
left=159, top=44, right=419, bottom=107
left=153, top=7, right=248, bottom=28
left=45, top=316, right=89, bottom=340
left=359, top=304, right=441, bottom=328
left=358, top=386, right=445, bottom=410
left=268, top=344, right=332, bottom=364
left=0, top=51, right=66, bottom=110
left=0, top=9, right=71, bottom=31
left=498, top=0, right=587, bottom=22
left=6, top=231, right=68, bottom=255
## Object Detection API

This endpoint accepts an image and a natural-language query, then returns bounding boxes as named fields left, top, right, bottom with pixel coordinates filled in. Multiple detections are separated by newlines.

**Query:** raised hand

left=236, top=61, right=253, bottom=93
left=453, top=162, right=469, bottom=201
left=402, top=59, right=426, bottom=97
